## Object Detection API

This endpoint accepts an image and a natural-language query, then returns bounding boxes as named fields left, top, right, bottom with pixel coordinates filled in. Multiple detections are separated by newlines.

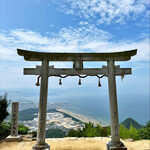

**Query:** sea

left=1, top=88, right=149, bottom=126
left=61, top=94, right=149, bottom=126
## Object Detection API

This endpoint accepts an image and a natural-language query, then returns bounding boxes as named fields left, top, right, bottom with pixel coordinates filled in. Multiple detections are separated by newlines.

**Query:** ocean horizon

left=1, top=88, right=149, bottom=126
left=61, top=94, right=149, bottom=126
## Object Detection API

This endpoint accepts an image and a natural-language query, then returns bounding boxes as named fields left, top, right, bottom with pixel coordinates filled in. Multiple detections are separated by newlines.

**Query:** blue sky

left=0, top=0, right=149, bottom=123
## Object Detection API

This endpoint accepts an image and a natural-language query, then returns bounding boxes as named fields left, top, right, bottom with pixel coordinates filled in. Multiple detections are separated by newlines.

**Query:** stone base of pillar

left=106, top=141, right=127, bottom=150
left=32, top=143, right=50, bottom=150
left=6, top=135, right=22, bottom=142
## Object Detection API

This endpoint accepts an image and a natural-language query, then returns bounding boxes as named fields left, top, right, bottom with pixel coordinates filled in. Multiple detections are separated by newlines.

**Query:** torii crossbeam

left=17, top=49, right=137, bottom=150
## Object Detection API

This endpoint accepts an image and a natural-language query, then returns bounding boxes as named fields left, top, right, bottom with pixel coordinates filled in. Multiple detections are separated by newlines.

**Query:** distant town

left=8, top=100, right=85, bottom=133
left=21, top=112, right=84, bottom=132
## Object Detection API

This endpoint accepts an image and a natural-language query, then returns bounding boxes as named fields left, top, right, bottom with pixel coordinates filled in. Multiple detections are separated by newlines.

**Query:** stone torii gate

left=17, top=49, right=137, bottom=150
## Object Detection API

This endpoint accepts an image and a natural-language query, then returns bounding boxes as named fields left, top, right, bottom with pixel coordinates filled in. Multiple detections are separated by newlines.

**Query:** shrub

left=18, top=124, right=29, bottom=135
left=119, top=124, right=130, bottom=139
left=0, top=121, right=29, bottom=139
left=46, top=128, right=66, bottom=138
left=67, top=129, right=78, bottom=137
left=139, top=121, right=150, bottom=139
left=0, top=94, right=9, bottom=123
left=129, top=124, right=140, bottom=140
left=67, top=122, right=110, bottom=137
left=0, top=121, right=11, bottom=139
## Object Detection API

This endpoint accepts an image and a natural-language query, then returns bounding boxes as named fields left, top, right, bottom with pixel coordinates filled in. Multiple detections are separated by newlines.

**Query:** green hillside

left=7, top=108, right=83, bottom=122
left=120, top=118, right=142, bottom=129
left=46, top=128, right=66, bottom=138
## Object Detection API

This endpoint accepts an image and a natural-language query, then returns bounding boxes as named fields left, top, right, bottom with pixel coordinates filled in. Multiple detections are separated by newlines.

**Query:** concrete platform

left=32, top=143, right=50, bottom=150
left=106, top=142, right=127, bottom=150
left=6, top=135, right=22, bottom=142
left=0, top=137, right=149, bottom=150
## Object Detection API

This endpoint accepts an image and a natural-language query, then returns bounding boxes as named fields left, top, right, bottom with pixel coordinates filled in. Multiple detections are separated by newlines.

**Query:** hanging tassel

left=121, top=74, right=124, bottom=80
left=35, top=82, right=40, bottom=86
left=78, top=78, right=81, bottom=85
left=35, top=76, right=40, bottom=86
left=59, top=78, right=62, bottom=85
left=98, top=78, right=101, bottom=87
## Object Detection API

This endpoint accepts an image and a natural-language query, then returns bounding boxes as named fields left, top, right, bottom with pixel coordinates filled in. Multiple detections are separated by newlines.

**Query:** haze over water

left=62, top=94, right=149, bottom=126
left=2, top=88, right=149, bottom=126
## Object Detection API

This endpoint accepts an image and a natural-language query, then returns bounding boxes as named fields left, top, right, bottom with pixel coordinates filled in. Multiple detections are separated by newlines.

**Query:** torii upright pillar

left=107, top=60, right=126, bottom=150
left=32, top=60, right=50, bottom=150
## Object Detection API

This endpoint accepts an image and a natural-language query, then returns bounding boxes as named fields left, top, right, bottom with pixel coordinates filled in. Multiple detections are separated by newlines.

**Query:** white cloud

left=0, top=24, right=112, bottom=61
left=57, top=0, right=148, bottom=24
left=0, top=25, right=149, bottom=62
left=0, top=25, right=149, bottom=89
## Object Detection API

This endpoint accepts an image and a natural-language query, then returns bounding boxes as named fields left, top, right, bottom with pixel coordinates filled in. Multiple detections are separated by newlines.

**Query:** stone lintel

left=17, top=49, right=137, bottom=61
left=24, top=66, right=131, bottom=76
left=6, top=135, right=22, bottom=142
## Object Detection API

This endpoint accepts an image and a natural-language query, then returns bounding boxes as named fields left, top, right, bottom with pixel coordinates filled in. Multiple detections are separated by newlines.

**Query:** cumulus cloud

left=0, top=24, right=112, bottom=61
left=0, top=25, right=149, bottom=89
left=0, top=24, right=149, bottom=63
left=57, top=0, right=148, bottom=24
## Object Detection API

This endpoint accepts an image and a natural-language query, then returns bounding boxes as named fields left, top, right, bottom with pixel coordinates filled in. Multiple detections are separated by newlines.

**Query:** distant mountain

left=120, top=118, right=142, bottom=129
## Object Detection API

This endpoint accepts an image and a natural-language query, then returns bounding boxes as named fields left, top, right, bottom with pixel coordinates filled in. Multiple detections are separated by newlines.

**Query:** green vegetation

left=67, top=121, right=150, bottom=140
left=0, top=94, right=29, bottom=140
left=18, top=108, right=38, bottom=121
left=0, top=94, right=9, bottom=123
left=0, top=121, right=11, bottom=139
left=119, top=124, right=140, bottom=140
left=67, top=122, right=110, bottom=137
left=18, top=124, right=30, bottom=135
left=1, top=95, right=149, bottom=141
left=0, top=121, right=29, bottom=140
left=46, top=128, right=66, bottom=138
left=8, top=108, right=59, bottom=121
left=18, top=108, right=59, bottom=121
left=120, top=118, right=142, bottom=129
left=138, top=121, right=150, bottom=139
left=11, top=108, right=83, bottom=124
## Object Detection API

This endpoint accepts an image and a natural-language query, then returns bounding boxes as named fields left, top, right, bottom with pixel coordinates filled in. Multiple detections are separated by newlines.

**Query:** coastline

left=57, top=108, right=107, bottom=126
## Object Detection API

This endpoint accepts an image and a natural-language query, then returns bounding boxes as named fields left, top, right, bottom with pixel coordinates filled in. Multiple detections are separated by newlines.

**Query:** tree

left=129, top=124, right=140, bottom=140
left=0, top=121, right=11, bottom=139
left=67, top=129, right=78, bottom=137
left=46, top=128, right=66, bottom=138
left=18, top=124, right=29, bottom=135
left=82, top=122, right=97, bottom=137
left=67, top=122, right=110, bottom=138
left=0, top=121, right=29, bottom=140
left=119, top=124, right=129, bottom=139
left=0, top=94, right=9, bottom=123
left=139, top=121, right=150, bottom=139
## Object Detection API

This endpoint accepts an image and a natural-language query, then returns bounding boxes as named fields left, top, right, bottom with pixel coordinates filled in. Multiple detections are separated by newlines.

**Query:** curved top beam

left=17, top=49, right=137, bottom=61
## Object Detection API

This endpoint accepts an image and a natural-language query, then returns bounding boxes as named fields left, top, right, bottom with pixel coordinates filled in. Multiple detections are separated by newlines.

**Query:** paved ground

left=0, top=137, right=149, bottom=150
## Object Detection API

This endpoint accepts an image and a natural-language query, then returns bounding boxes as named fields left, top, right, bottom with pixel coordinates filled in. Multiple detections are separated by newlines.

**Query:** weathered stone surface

left=32, top=143, right=50, bottom=150
left=6, top=135, right=22, bottom=142
left=6, top=102, right=21, bottom=142
left=17, top=49, right=137, bottom=150
left=17, top=49, right=137, bottom=61
left=11, top=102, right=19, bottom=136
left=106, top=141, right=127, bottom=150
left=24, top=65, right=132, bottom=76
